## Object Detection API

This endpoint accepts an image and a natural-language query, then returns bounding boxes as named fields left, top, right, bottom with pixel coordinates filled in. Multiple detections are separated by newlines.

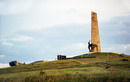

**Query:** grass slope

left=0, top=52, right=130, bottom=82
left=73, top=52, right=120, bottom=58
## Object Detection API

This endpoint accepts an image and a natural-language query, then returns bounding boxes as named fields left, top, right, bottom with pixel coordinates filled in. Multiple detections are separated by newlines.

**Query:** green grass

left=0, top=52, right=130, bottom=82
left=74, top=52, right=120, bottom=58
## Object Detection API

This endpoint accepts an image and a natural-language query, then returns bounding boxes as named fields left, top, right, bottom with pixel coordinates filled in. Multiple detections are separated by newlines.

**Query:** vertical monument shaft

left=91, top=11, right=101, bottom=52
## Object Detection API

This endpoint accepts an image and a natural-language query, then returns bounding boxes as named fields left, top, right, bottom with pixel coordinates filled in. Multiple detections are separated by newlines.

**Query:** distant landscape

left=0, top=52, right=130, bottom=82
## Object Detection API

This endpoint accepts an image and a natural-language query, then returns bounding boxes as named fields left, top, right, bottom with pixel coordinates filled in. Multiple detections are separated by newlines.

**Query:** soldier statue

left=88, top=40, right=92, bottom=52
left=88, top=40, right=98, bottom=52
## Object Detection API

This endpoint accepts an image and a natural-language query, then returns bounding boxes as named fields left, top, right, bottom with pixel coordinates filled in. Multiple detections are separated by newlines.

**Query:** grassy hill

left=0, top=52, right=130, bottom=82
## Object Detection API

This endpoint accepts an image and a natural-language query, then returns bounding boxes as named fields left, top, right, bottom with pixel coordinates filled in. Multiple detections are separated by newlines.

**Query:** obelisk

left=91, top=11, right=101, bottom=52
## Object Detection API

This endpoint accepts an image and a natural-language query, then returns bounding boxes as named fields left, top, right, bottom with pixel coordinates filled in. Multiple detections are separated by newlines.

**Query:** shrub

left=122, top=59, right=128, bottom=61
left=39, top=70, right=45, bottom=76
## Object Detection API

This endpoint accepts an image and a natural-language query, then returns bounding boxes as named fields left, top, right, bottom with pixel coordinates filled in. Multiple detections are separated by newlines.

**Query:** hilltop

left=0, top=52, right=130, bottom=82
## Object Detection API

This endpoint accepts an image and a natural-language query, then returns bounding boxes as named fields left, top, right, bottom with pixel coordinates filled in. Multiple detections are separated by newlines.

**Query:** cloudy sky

left=0, top=0, right=130, bottom=68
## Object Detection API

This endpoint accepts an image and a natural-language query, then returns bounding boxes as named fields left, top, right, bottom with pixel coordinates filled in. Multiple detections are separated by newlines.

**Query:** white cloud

left=61, top=43, right=86, bottom=51
left=0, top=39, right=13, bottom=46
left=1, top=0, right=130, bottom=31
left=11, top=35, right=34, bottom=41
left=0, top=63, right=9, bottom=68
left=0, top=55, right=5, bottom=58
left=1, top=42, right=13, bottom=46
left=59, top=43, right=87, bottom=54
left=123, top=0, right=130, bottom=10
left=77, top=43, right=86, bottom=49
left=19, top=25, right=47, bottom=31
left=53, top=43, right=88, bottom=57
left=37, top=0, right=130, bottom=25
left=102, top=44, right=130, bottom=55
left=0, top=0, right=33, bottom=15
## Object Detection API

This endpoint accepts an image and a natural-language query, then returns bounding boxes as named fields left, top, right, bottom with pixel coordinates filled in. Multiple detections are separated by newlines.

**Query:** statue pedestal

left=88, top=52, right=96, bottom=54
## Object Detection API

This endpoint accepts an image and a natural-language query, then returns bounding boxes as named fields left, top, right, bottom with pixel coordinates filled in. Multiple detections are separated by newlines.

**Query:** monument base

left=88, top=52, right=96, bottom=54
left=88, top=52, right=118, bottom=54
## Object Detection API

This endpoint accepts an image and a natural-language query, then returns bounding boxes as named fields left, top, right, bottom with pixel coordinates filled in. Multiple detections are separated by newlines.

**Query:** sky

left=0, top=0, right=130, bottom=68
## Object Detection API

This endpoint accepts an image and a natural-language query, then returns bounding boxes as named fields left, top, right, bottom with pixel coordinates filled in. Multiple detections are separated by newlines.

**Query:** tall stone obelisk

left=91, top=11, right=101, bottom=52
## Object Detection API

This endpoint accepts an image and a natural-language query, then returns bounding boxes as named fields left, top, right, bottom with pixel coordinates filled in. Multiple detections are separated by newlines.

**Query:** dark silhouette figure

left=88, top=40, right=92, bottom=52
left=88, top=40, right=98, bottom=52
